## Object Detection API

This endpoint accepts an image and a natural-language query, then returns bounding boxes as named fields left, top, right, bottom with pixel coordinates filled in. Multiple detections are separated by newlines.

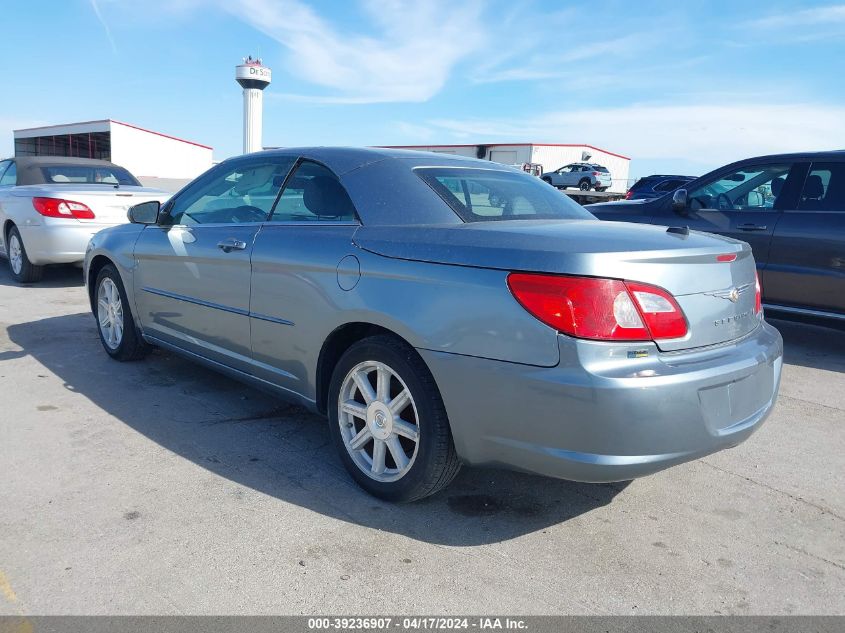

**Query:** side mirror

left=672, top=188, right=688, bottom=213
left=128, top=200, right=160, bottom=224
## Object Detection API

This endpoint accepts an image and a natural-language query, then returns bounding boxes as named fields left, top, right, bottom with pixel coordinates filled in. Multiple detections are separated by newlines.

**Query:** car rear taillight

left=625, top=191, right=633, bottom=199
left=592, top=171, right=600, bottom=176
left=32, top=197, right=95, bottom=220
left=507, top=273, right=688, bottom=342
left=755, top=271, right=763, bottom=315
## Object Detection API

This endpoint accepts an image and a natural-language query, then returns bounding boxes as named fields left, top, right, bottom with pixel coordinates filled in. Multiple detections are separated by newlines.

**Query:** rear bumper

left=419, top=321, right=783, bottom=482
left=18, top=221, right=118, bottom=265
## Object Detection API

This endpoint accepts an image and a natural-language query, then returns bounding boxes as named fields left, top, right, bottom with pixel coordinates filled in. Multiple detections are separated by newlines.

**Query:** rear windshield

left=416, top=167, right=594, bottom=222
left=41, top=165, right=140, bottom=186
left=593, top=165, right=609, bottom=173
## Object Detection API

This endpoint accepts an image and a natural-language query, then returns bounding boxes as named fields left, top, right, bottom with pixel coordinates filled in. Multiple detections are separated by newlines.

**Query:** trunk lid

left=354, top=219, right=760, bottom=351
left=13, top=184, right=171, bottom=224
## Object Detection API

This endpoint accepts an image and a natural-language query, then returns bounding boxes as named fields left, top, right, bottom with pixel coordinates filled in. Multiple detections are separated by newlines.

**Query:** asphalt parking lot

left=0, top=264, right=843, bottom=616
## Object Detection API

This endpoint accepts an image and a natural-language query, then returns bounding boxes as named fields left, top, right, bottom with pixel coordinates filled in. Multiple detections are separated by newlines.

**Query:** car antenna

left=666, top=226, right=689, bottom=236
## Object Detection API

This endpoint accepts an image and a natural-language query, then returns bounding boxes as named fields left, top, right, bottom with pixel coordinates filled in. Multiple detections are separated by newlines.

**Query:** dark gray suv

left=590, top=151, right=845, bottom=323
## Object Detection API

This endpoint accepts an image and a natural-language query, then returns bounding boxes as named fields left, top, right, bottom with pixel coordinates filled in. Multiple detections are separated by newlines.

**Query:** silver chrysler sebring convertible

left=84, top=147, right=783, bottom=502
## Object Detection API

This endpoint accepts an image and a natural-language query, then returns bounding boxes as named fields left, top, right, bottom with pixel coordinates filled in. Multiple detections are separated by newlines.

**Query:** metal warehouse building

left=383, top=143, right=631, bottom=193
left=13, top=119, right=213, bottom=188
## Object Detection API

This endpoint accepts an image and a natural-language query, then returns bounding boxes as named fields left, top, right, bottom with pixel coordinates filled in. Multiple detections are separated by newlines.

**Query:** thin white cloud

left=219, top=0, right=486, bottom=103
left=747, top=3, right=845, bottom=28
left=742, top=3, right=845, bottom=42
left=388, top=121, right=436, bottom=142
left=429, top=102, right=845, bottom=167
left=88, top=0, right=117, bottom=53
left=472, top=32, right=654, bottom=84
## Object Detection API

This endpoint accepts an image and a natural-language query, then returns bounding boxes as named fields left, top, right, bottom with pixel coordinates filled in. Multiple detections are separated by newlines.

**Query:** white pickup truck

left=0, top=156, right=170, bottom=282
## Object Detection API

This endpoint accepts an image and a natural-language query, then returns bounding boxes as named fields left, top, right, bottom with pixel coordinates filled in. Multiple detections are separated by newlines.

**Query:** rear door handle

left=217, top=238, right=248, bottom=252
left=738, top=223, right=767, bottom=231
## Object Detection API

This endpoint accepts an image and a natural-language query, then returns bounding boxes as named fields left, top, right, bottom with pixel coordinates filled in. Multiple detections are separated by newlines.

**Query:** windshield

left=41, top=165, right=140, bottom=186
left=416, top=167, right=594, bottom=222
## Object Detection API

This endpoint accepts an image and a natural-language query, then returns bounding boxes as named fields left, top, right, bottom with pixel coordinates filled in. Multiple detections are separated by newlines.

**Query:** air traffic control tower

left=235, top=56, right=272, bottom=154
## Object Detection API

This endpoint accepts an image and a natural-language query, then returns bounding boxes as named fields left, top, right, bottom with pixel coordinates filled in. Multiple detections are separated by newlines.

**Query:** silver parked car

left=542, top=162, right=613, bottom=191
left=84, top=148, right=783, bottom=502
left=0, top=156, right=169, bottom=282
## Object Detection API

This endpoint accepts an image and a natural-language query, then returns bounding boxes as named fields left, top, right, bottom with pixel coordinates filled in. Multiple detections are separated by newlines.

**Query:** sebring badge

left=714, top=311, right=751, bottom=326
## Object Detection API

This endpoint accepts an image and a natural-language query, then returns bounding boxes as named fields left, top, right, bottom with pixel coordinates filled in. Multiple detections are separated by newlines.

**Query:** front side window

left=0, top=162, right=16, bottom=186
left=417, top=167, right=594, bottom=222
left=688, top=163, right=792, bottom=211
left=799, top=163, right=845, bottom=212
left=41, top=165, right=138, bottom=185
left=270, top=161, right=358, bottom=222
left=166, top=157, right=295, bottom=226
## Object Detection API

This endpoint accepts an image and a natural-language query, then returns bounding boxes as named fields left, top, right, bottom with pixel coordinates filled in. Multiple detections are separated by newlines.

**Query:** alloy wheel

left=97, top=277, right=125, bottom=350
left=338, top=360, right=420, bottom=483
left=8, top=234, right=23, bottom=275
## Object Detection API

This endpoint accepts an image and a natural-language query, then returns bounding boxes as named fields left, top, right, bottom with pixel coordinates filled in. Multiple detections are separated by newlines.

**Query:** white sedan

left=0, top=156, right=169, bottom=283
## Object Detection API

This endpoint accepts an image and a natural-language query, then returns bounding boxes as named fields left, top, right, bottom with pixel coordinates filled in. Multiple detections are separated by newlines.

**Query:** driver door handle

left=217, top=238, right=248, bottom=252
left=738, top=223, right=767, bottom=231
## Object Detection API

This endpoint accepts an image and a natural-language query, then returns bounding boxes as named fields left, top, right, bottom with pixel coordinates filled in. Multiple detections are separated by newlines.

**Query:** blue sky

left=2, top=0, right=844, bottom=177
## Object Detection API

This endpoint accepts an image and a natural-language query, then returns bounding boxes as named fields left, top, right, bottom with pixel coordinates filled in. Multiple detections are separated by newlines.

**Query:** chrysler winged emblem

left=706, top=283, right=751, bottom=303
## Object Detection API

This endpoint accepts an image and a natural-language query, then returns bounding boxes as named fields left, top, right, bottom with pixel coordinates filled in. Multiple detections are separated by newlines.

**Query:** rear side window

left=0, top=161, right=15, bottom=186
left=270, top=161, right=358, bottom=222
left=41, top=165, right=139, bottom=186
left=799, top=163, right=845, bottom=212
left=417, top=167, right=594, bottom=222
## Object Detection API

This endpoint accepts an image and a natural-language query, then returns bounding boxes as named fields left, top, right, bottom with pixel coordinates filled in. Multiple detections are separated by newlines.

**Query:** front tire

left=328, top=335, right=461, bottom=502
left=95, top=264, right=151, bottom=361
left=6, top=226, right=44, bottom=283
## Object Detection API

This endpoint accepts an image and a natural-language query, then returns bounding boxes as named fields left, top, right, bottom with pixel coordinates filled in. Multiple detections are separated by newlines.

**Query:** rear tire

left=94, top=264, right=151, bottom=361
left=578, top=179, right=592, bottom=191
left=6, top=226, right=44, bottom=283
left=327, top=335, right=461, bottom=502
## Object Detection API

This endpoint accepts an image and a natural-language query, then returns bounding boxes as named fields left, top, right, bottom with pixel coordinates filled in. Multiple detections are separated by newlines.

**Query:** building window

left=14, top=132, right=112, bottom=160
